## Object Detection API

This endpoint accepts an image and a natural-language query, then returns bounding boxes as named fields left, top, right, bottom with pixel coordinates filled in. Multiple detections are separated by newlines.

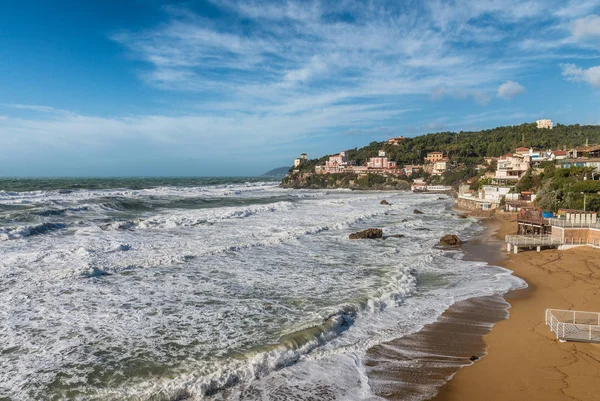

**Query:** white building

left=495, top=154, right=529, bottom=181
left=536, top=119, right=553, bottom=129
left=431, top=160, right=450, bottom=175
left=480, top=186, right=511, bottom=202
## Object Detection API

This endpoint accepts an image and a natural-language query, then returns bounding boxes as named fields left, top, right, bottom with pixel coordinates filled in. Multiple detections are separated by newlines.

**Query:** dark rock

left=469, top=355, right=479, bottom=361
left=401, top=219, right=409, bottom=223
left=349, top=228, right=383, bottom=240
left=440, top=234, right=463, bottom=246
left=413, top=209, right=424, bottom=214
left=415, top=228, right=431, bottom=231
left=384, top=234, right=405, bottom=239
left=457, top=213, right=469, bottom=219
left=380, top=200, right=391, bottom=205
left=437, top=197, right=446, bottom=200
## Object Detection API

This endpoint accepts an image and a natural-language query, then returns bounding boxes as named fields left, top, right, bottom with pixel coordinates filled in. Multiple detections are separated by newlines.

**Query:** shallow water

left=0, top=178, right=524, bottom=400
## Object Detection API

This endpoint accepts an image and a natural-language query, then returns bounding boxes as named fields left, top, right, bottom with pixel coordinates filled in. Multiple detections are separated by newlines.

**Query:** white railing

left=549, top=218, right=600, bottom=229
left=505, top=235, right=562, bottom=246
left=546, top=309, right=600, bottom=343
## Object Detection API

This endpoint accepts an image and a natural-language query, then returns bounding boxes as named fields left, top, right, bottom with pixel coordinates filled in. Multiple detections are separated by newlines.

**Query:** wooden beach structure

left=506, top=208, right=600, bottom=253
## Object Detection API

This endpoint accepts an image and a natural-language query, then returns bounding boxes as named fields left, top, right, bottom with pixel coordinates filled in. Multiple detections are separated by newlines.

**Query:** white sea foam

left=0, top=186, right=524, bottom=400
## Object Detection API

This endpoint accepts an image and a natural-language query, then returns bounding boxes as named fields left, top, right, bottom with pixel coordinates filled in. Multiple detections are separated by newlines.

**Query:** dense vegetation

left=534, top=165, right=600, bottom=212
left=296, top=123, right=600, bottom=172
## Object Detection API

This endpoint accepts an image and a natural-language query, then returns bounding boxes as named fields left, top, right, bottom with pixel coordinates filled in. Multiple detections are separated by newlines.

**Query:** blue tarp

left=542, top=212, right=554, bottom=218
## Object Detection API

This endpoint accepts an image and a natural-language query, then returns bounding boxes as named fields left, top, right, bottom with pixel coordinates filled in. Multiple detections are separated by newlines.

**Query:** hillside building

left=366, top=150, right=397, bottom=170
left=495, top=153, right=529, bottom=181
left=536, top=119, right=553, bottom=129
left=293, top=153, right=307, bottom=168
left=424, top=151, right=445, bottom=163
left=430, top=159, right=450, bottom=175
left=387, top=136, right=406, bottom=145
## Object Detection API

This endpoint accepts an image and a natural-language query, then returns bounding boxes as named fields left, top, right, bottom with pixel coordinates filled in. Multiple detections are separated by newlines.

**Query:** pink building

left=322, top=151, right=349, bottom=173
left=366, top=151, right=397, bottom=169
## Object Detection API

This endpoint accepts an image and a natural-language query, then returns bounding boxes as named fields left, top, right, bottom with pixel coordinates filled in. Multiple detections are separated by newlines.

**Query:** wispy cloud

left=3, top=0, right=600, bottom=175
left=2, top=104, right=73, bottom=115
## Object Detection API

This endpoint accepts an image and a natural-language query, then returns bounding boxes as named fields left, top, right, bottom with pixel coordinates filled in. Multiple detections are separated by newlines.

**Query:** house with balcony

left=495, top=153, right=529, bottom=182
left=430, top=159, right=450, bottom=175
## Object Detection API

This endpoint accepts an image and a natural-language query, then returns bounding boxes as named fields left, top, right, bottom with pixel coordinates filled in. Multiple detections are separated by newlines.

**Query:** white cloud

left=497, top=80, right=526, bottom=99
left=561, top=63, right=600, bottom=87
left=572, top=15, right=600, bottom=38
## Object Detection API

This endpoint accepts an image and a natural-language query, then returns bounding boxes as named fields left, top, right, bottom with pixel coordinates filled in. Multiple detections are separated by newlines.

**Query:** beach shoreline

left=364, top=210, right=521, bottom=400
left=429, top=212, right=600, bottom=401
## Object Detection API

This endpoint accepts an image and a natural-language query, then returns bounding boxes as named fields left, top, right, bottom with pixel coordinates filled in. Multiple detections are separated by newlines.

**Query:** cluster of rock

left=347, top=206, right=463, bottom=246
left=348, top=228, right=463, bottom=247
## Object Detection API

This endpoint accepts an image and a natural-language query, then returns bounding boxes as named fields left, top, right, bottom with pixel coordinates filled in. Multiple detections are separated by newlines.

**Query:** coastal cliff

left=280, top=172, right=411, bottom=190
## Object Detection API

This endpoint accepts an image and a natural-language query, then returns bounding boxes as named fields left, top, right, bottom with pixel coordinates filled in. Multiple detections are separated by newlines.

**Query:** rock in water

left=440, top=234, right=463, bottom=246
left=413, top=209, right=424, bottom=214
left=349, top=228, right=383, bottom=240
left=380, top=200, right=391, bottom=205
left=384, top=234, right=405, bottom=239
left=457, top=213, right=469, bottom=219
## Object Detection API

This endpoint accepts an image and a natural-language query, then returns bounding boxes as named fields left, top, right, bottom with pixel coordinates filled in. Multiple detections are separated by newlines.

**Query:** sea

left=0, top=177, right=525, bottom=401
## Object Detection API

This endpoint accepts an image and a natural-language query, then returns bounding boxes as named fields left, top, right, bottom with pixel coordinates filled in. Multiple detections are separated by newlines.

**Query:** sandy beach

left=432, top=215, right=600, bottom=401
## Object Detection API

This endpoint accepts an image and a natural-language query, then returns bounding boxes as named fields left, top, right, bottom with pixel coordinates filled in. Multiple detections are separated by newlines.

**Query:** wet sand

left=432, top=216, right=600, bottom=401
left=364, top=216, right=515, bottom=400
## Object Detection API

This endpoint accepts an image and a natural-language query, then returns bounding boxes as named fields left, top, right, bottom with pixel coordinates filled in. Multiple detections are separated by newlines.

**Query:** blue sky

left=1, top=0, right=600, bottom=176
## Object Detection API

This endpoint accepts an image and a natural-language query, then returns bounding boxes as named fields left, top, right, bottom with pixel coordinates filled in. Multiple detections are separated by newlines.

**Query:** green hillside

left=297, top=123, right=600, bottom=172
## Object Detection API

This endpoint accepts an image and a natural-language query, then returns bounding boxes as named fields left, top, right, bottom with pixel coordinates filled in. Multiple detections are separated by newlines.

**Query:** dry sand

left=433, top=215, right=600, bottom=401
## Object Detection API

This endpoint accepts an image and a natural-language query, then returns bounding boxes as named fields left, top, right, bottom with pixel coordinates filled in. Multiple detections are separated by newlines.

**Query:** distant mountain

left=262, top=166, right=291, bottom=177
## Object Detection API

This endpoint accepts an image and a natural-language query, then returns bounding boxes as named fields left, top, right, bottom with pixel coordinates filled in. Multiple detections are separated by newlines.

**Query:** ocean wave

left=99, top=274, right=417, bottom=401
left=0, top=222, right=66, bottom=241
left=128, top=201, right=296, bottom=229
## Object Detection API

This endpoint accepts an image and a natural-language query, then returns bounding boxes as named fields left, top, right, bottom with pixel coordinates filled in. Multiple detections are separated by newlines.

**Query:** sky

left=1, top=0, right=600, bottom=177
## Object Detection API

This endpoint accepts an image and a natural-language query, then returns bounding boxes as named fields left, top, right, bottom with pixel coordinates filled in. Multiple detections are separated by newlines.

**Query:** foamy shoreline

left=364, top=211, right=522, bottom=400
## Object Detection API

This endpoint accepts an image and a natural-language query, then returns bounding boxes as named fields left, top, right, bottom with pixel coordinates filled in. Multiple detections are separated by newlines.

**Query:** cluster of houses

left=311, top=150, right=402, bottom=175
left=293, top=149, right=451, bottom=177
left=459, top=144, right=600, bottom=211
